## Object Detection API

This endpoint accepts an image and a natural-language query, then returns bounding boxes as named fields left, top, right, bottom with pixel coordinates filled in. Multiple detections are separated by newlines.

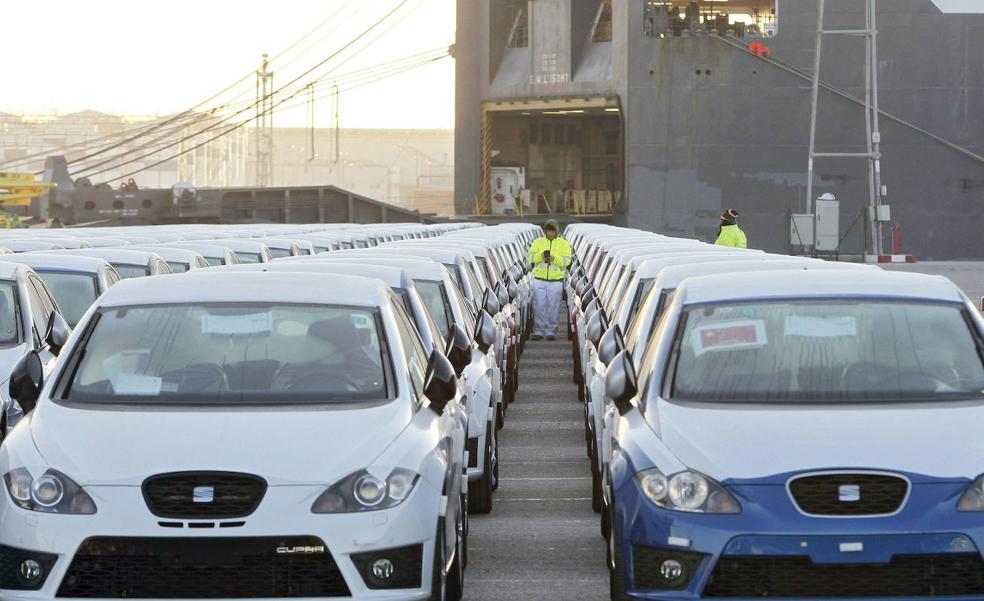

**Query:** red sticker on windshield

left=692, top=320, right=768, bottom=356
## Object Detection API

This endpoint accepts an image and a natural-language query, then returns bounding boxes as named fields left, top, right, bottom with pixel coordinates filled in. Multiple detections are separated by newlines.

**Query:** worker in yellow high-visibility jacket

left=715, top=208, right=748, bottom=248
left=528, top=219, right=572, bottom=341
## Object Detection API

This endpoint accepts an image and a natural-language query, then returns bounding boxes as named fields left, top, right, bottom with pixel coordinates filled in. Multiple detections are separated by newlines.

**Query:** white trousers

left=533, top=279, right=564, bottom=337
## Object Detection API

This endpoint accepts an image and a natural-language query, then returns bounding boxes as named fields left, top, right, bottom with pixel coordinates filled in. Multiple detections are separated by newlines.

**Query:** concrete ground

left=466, top=331, right=608, bottom=600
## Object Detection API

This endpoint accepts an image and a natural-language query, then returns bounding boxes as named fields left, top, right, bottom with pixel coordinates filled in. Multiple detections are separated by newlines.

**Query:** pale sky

left=3, top=0, right=456, bottom=129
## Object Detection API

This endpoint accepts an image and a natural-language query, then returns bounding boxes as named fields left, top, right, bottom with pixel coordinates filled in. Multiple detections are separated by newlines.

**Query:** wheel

left=468, top=427, right=494, bottom=514
left=491, top=430, right=500, bottom=492
left=429, top=522, right=447, bottom=601
left=496, top=402, right=505, bottom=430
left=447, top=501, right=465, bottom=601
left=609, top=503, right=628, bottom=601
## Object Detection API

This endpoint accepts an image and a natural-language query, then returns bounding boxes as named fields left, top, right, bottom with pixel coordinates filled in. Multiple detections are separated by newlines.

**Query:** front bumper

left=0, top=479, right=443, bottom=600
left=613, top=468, right=984, bottom=600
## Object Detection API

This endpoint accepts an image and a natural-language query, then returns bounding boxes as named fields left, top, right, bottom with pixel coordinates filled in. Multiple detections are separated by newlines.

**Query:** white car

left=0, top=272, right=469, bottom=600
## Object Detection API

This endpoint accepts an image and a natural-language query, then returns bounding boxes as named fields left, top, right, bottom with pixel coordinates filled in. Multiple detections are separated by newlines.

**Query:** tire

left=429, top=522, right=447, bottom=601
left=468, top=427, right=494, bottom=514
left=491, top=431, right=500, bottom=492
left=591, top=444, right=602, bottom=514
left=609, top=503, right=629, bottom=601
left=496, top=402, right=505, bottom=430
left=447, top=501, right=465, bottom=601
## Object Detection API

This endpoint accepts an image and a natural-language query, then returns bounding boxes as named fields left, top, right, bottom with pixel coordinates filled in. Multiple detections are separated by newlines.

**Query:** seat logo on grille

left=838, top=484, right=861, bottom=502
left=193, top=486, right=215, bottom=503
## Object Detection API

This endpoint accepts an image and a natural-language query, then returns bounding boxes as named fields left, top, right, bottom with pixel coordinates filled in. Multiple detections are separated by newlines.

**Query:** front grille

left=704, top=554, right=984, bottom=598
left=632, top=545, right=704, bottom=590
left=143, top=472, right=266, bottom=519
left=789, top=473, right=908, bottom=516
left=0, top=543, right=58, bottom=590
left=56, top=536, right=350, bottom=598
left=351, top=544, right=424, bottom=589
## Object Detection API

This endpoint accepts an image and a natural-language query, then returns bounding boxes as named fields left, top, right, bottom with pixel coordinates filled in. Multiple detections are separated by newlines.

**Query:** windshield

left=167, top=262, right=190, bottom=273
left=236, top=252, right=263, bottom=264
left=36, top=271, right=98, bottom=327
left=0, top=283, right=21, bottom=344
left=670, top=301, right=984, bottom=403
left=114, top=264, right=150, bottom=279
left=64, top=304, right=389, bottom=405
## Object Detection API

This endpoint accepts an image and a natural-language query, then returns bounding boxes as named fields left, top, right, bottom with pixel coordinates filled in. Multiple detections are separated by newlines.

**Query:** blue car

left=604, top=269, right=984, bottom=600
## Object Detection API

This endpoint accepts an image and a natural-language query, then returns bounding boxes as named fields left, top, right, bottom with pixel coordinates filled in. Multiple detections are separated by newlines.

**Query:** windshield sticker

left=692, top=320, right=767, bottom=356
left=784, top=315, right=857, bottom=338
left=201, top=312, right=273, bottom=336
left=111, top=373, right=163, bottom=396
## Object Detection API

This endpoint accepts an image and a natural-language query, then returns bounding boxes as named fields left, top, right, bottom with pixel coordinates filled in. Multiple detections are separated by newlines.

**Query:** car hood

left=654, top=399, right=984, bottom=481
left=31, top=400, right=413, bottom=486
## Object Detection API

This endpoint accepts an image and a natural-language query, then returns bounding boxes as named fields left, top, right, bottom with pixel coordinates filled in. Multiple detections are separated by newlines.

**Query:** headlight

left=957, top=475, right=984, bottom=511
left=312, top=468, right=420, bottom=513
left=4, top=468, right=97, bottom=514
left=636, top=469, right=740, bottom=514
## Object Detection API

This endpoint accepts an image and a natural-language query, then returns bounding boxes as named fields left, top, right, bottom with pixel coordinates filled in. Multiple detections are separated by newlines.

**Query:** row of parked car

left=564, top=224, right=984, bottom=601
left=0, top=221, right=541, bottom=601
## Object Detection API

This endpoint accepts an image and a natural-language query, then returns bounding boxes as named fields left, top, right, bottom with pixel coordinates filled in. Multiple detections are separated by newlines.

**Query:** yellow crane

left=0, top=172, right=55, bottom=228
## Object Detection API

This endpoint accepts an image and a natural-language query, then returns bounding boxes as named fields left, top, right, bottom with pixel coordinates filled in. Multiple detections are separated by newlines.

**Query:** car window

left=269, top=248, right=292, bottom=259
left=390, top=298, right=428, bottom=398
left=168, top=262, right=190, bottom=273
left=105, top=267, right=122, bottom=286
left=196, top=258, right=210, bottom=269
left=668, top=300, right=984, bottom=403
left=237, top=252, right=263, bottom=264
left=415, top=280, right=452, bottom=341
left=157, top=260, right=173, bottom=274
left=0, top=282, right=21, bottom=345
left=64, top=303, right=389, bottom=405
left=25, top=279, right=49, bottom=345
left=114, top=263, right=150, bottom=279
left=36, top=271, right=98, bottom=328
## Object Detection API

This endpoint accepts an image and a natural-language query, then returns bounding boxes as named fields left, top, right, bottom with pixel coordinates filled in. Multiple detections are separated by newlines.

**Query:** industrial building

left=455, top=0, right=984, bottom=258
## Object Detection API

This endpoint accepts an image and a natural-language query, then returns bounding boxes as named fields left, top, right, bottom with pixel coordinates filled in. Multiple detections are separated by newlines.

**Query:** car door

left=391, top=298, right=465, bottom=560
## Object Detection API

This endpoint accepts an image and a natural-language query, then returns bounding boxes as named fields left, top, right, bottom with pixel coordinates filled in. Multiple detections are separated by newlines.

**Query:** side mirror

left=474, top=310, right=497, bottom=354
left=605, top=350, right=639, bottom=416
left=586, top=309, right=609, bottom=348
left=598, top=324, right=625, bottom=367
left=423, top=350, right=458, bottom=415
left=506, top=276, right=519, bottom=302
left=44, top=311, right=71, bottom=357
left=445, top=324, right=472, bottom=377
left=495, top=282, right=510, bottom=308
left=483, top=289, right=501, bottom=316
left=580, top=289, right=597, bottom=312
left=9, top=351, right=44, bottom=414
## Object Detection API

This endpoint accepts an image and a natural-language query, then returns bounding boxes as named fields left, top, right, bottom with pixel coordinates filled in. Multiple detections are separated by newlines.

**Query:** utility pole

left=254, top=53, right=274, bottom=187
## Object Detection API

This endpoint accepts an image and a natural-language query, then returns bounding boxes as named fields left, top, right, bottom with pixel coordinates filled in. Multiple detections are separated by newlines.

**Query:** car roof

left=99, top=272, right=391, bottom=308
left=34, top=248, right=161, bottom=264
left=303, top=256, right=448, bottom=280
left=7, top=253, right=110, bottom=274
left=656, top=259, right=875, bottom=288
left=220, top=262, right=411, bottom=289
left=0, top=260, right=28, bottom=281
left=677, top=270, right=965, bottom=306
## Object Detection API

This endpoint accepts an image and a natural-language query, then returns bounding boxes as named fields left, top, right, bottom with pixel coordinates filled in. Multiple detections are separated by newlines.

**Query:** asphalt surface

left=467, top=316, right=609, bottom=600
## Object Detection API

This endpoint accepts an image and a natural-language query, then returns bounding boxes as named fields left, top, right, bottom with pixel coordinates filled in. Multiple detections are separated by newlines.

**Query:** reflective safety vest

left=715, top=224, right=748, bottom=249
left=528, top=236, right=572, bottom=281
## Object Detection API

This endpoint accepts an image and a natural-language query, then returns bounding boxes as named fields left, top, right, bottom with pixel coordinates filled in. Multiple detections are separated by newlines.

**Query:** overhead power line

left=72, top=0, right=414, bottom=180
